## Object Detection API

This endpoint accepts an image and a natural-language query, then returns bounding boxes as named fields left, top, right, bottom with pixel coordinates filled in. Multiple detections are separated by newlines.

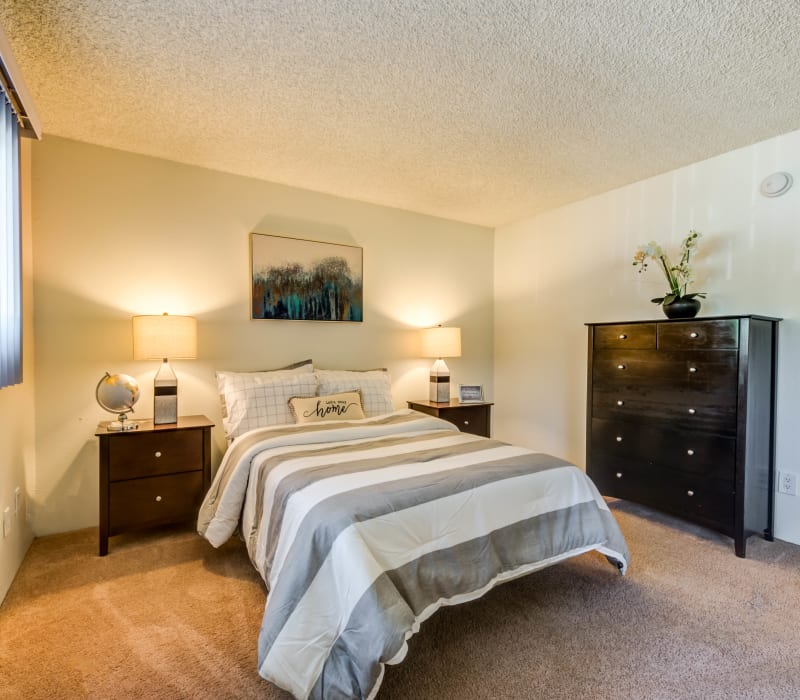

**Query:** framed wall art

left=250, top=233, right=363, bottom=322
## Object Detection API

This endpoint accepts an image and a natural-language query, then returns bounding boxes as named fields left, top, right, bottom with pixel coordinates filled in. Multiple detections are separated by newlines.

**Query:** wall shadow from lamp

left=420, top=325, right=461, bottom=403
left=132, top=313, right=197, bottom=424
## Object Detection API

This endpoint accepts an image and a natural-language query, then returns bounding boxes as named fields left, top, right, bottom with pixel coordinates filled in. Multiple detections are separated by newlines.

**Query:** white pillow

left=289, top=391, right=366, bottom=424
left=216, top=364, right=317, bottom=440
left=315, top=369, right=393, bottom=417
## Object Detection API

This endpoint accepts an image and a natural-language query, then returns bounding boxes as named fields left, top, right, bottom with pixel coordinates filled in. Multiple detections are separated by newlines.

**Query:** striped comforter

left=198, top=410, right=629, bottom=699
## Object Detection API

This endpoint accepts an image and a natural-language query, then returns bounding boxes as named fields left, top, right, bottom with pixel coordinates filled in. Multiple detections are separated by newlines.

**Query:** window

left=0, top=91, right=20, bottom=389
left=0, top=24, right=40, bottom=390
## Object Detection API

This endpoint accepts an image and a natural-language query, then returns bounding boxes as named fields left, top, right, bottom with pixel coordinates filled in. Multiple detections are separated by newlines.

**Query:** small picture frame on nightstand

left=458, top=384, right=484, bottom=403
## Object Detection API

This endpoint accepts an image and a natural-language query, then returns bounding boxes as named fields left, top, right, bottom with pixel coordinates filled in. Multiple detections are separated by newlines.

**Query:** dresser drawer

left=109, top=471, right=204, bottom=532
left=592, top=349, right=738, bottom=393
left=658, top=319, right=739, bottom=349
left=108, top=429, right=204, bottom=480
left=594, top=324, right=656, bottom=349
left=590, top=418, right=735, bottom=481
left=591, top=389, right=737, bottom=435
left=590, top=453, right=734, bottom=533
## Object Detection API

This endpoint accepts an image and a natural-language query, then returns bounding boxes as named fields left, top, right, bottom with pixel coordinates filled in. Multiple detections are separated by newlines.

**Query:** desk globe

left=96, top=372, right=140, bottom=431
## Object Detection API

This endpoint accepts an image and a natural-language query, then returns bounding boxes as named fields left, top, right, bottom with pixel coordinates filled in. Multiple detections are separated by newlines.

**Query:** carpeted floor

left=1, top=500, right=799, bottom=699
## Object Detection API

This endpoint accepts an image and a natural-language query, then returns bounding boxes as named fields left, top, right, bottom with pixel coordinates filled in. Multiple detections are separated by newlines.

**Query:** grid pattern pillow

left=315, top=369, right=393, bottom=417
left=217, top=364, right=317, bottom=440
left=289, top=391, right=365, bottom=424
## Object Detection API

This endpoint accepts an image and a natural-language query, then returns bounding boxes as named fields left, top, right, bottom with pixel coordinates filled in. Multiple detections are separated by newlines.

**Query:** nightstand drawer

left=437, top=406, right=490, bottom=436
left=109, top=471, right=204, bottom=532
left=108, top=429, right=203, bottom=480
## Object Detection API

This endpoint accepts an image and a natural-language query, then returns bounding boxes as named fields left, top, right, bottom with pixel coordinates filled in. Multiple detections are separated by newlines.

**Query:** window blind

left=0, top=89, right=21, bottom=389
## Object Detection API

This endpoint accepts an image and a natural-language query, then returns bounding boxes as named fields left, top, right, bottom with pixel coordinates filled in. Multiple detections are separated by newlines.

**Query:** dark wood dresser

left=95, top=415, right=214, bottom=555
left=407, top=399, right=492, bottom=437
left=586, top=316, right=780, bottom=557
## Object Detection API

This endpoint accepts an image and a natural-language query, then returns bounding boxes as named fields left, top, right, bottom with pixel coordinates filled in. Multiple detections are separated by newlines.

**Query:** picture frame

left=250, top=233, right=363, bottom=321
left=458, top=384, right=484, bottom=403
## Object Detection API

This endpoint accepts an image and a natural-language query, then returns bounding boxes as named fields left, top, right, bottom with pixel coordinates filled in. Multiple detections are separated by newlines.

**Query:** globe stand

left=107, top=412, right=138, bottom=431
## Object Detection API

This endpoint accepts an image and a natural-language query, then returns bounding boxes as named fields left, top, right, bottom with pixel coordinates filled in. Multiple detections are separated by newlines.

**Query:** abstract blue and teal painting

left=251, top=234, right=363, bottom=321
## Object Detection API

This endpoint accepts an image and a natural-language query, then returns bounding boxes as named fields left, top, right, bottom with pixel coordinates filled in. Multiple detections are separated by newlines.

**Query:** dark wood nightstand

left=407, top=399, right=493, bottom=437
left=95, top=415, right=214, bottom=555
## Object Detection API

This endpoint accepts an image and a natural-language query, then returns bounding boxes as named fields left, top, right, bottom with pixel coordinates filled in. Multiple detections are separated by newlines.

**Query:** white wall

left=30, top=137, right=494, bottom=536
left=0, top=140, right=35, bottom=603
left=494, top=128, right=800, bottom=544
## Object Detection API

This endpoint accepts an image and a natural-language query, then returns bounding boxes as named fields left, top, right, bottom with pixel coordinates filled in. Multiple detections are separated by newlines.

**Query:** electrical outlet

left=779, top=471, right=797, bottom=496
left=14, top=487, right=21, bottom=516
left=2, top=507, right=10, bottom=537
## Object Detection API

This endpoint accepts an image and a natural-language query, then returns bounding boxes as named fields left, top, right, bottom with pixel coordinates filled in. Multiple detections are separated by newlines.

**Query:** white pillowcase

left=315, top=369, right=393, bottom=417
left=217, top=364, right=317, bottom=440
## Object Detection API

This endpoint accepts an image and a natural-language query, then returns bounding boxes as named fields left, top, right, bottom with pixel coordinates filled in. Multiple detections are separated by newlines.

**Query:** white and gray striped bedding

left=198, top=409, right=629, bottom=699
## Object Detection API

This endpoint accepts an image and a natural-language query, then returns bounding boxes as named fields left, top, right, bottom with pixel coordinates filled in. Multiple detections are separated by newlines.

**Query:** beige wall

left=0, top=139, right=35, bottom=603
left=494, top=128, right=800, bottom=545
left=30, top=137, right=494, bottom=536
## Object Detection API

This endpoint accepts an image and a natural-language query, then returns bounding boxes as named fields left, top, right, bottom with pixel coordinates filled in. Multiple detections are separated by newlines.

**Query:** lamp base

left=429, top=358, right=451, bottom=403
left=153, top=359, right=178, bottom=425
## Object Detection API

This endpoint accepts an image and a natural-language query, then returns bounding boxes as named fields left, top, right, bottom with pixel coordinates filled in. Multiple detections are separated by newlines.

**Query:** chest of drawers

left=585, top=316, right=780, bottom=557
left=95, top=415, right=214, bottom=555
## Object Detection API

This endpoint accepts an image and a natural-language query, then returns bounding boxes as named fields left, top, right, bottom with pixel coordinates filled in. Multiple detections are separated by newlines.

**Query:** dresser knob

left=689, top=367, right=698, bottom=373
left=688, top=408, right=696, bottom=415
left=155, top=451, right=162, bottom=458
left=155, top=495, right=162, bottom=502
left=687, top=449, right=695, bottom=456
left=617, top=364, right=626, bottom=370
left=618, top=334, right=627, bottom=340
left=689, top=332, right=699, bottom=339
left=616, top=400, right=624, bottom=406
left=687, top=490, right=694, bottom=497
left=615, top=472, right=623, bottom=478
left=463, top=420, right=469, bottom=425
left=616, top=436, right=623, bottom=442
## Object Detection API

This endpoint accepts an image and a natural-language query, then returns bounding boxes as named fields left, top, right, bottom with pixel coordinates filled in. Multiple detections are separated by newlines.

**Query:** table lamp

left=420, top=325, right=461, bottom=403
left=132, top=313, right=197, bottom=424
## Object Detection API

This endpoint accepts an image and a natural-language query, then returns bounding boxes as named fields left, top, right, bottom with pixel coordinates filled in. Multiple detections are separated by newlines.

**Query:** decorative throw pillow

left=315, top=369, right=393, bottom=417
left=216, top=362, right=317, bottom=440
left=289, top=391, right=366, bottom=424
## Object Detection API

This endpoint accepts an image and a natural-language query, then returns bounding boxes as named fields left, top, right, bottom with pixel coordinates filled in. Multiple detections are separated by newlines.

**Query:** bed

left=198, top=365, right=629, bottom=699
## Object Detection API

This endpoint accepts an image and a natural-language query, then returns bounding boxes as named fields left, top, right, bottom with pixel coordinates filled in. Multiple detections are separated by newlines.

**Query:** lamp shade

left=132, top=313, right=197, bottom=360
left=420, top=326, right=461, bottom=358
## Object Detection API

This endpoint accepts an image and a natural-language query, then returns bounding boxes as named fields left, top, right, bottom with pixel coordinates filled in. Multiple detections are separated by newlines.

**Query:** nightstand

left=95, top=415, right=214, bottom=555
left=407, top=399, right=493, bottom=437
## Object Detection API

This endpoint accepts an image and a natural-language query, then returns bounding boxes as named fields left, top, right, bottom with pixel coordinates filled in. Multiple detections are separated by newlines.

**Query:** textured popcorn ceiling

left=2, top=1, right=800, bottom=227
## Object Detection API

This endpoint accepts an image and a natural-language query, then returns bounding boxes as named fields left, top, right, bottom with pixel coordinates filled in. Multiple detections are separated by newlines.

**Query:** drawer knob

left=687, top=490, right=695, bottom=497
left=689, top=367, right=698, bottom=373
left=617, top=364, right=626, bottom=370
left=616, top=400, right=624, bottom=406
left=687, top=449, right=695, bottom=456
left=155, top=495, right=162, bottom=502
left=690, top=332, right=699, bottom=339
left=615, top=436, right=623, bottom=442
left=688, top=408, right=696, bottom=415
left=618, top=334, right=627, bottom=340
left=463, top=420, right=469, bottom=425
left=155, top=451, right=162, bottom=458
left=615, top=472, right=623, bottom=478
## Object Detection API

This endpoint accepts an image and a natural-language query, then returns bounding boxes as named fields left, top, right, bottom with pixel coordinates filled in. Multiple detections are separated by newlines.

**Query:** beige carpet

left=1, top=501, right=799, bottom=699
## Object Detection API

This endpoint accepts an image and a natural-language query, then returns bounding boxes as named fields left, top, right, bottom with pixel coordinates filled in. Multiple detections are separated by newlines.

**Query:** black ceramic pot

left=662, top=297, right=701, bottom=319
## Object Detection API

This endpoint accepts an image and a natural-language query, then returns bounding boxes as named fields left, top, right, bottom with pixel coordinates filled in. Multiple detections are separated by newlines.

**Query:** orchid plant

left=632, top=230, right=706, bottom=306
